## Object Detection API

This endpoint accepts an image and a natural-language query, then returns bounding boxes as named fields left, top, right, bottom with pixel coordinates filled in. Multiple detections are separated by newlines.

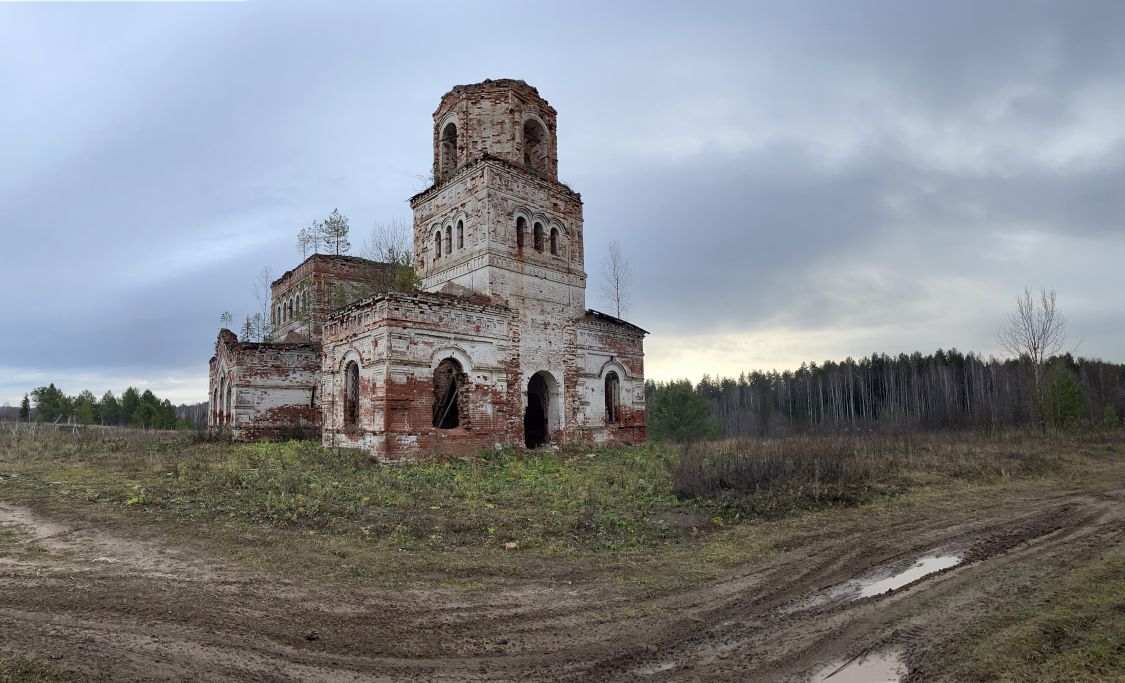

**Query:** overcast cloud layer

left=1, top=0, right=1122, bottom=405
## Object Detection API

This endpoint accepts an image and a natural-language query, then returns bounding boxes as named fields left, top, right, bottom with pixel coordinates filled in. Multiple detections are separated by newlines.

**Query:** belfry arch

left=440, top=121, right=458, bottom=179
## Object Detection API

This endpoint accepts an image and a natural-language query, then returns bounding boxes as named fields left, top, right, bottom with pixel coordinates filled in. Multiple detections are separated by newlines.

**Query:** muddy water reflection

left=855, top=554, right=961, bottom=597
left=811, top=650, right=905, bottom=682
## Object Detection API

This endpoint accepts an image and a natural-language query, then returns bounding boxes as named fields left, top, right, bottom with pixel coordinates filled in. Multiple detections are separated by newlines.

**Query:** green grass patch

left=0, top=426, right=1120, bottom=589
left=158, top=441, right=686, bottom=552
left=937, top=538, right=1125, bottom=681
left=0, top=657, right=129, bottom=683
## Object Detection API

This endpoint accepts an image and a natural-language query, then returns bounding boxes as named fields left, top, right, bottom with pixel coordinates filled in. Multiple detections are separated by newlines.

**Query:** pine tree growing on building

left=318, top=209, right=351, bottom=255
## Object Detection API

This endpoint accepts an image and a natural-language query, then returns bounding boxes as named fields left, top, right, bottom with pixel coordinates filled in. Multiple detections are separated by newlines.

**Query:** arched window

left=516, top=216, right=526, bottom=249
left=445, top=225, right=452, bottom=254
left=434, top=231, right=442, bottom=258
left=605, top=372, right=620, bottom=423
left=550, top=227, right=559, bottom=255
left=523, top=119, right=548, bottom=173
left=533, top=222, right=544, bottom=252
left=457, top=220, right=464, bottom=249
left=432, top=358, right=463, bottom=429
left=218, top=377, right=226, bottom=423
left=440, top=122, right=458, bottom=179
left=344, top=361, right=359, bottom=427
left=225, top=383, right=233, bottom=425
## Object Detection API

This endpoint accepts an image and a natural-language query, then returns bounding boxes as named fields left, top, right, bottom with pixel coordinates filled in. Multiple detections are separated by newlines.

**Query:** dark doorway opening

left=604, top=371, right=620, bottom=422
left=433, top=358, right=463, bottom=429
left=344, top=362, right=359, bottom=427
left=524, top=372, right=549, bottom=448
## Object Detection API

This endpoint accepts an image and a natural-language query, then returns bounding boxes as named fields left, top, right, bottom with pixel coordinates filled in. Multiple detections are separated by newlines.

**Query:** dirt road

left=1, top=484, right=1122, bottom=682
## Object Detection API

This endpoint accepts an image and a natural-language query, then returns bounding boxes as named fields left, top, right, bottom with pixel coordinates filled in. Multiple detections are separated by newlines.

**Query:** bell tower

left=409, top=79, right=586, bottom=315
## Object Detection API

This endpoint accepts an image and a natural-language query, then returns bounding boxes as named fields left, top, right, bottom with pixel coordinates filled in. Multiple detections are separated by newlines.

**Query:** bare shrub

left=668, top=430, right=1075, bottom=517
left=668, top=435, right=895, bottom=516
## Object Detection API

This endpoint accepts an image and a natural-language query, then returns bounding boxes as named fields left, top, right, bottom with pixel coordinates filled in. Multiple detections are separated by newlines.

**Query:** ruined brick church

left=208, top=79, right=646, bottom=458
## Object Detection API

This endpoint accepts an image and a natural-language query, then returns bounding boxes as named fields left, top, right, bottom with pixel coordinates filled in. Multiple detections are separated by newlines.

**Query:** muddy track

left=1, top=488, right=1122, bottom=682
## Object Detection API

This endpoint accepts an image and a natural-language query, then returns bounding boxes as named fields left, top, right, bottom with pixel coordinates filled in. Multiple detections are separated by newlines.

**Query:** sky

left=1, top=0, right=1123, bottom=406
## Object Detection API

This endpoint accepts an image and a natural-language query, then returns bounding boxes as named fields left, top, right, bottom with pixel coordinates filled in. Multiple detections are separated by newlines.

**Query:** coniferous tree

left=648, top=379, right=721, bottom=442
left=98, top=391, right=120, bottom=426
left=121, top=387, right=141, bottom=424
left=30, top=384, right=70, bottom=423
left=18, top=394, right=30, bottom=422
left=73, top=390, right=97, bottom=424
left=317, top=209, right=351, bottom=255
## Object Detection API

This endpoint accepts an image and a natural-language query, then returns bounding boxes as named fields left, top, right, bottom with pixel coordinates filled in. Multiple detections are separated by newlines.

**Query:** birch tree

left=600, top=239, right=632, bottom=319
left=297, top=223, right=319, bottom=259
left=251, top=266, right=275, bottom=342
left=363, top=217, right=422, bottom=291
left=998, top=287, right=1067, bottom=420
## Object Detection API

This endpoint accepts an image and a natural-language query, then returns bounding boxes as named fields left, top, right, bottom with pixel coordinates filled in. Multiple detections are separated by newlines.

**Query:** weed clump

left=666, top=430, right=1080, bottom=517
left=668, top=436, right=894, bottom=517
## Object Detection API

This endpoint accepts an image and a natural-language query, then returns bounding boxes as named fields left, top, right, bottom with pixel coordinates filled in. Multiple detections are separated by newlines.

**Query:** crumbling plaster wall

left=576, top=317, right=647, bottom=444
left=208, top=330, right=321, bottom=440
left=433, top=79, right=559, bottom=182
left=412, top=159, right=585, bottom=304
left=320, top=292, right=517, bottom=460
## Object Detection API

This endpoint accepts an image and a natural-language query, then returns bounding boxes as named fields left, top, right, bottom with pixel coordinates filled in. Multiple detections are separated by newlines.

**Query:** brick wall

left=271, top=254, right=396, bottom=341
left=208, top=330, right=321, bottom=440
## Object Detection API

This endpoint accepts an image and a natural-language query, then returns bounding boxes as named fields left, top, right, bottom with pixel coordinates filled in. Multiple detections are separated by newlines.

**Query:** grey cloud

left=1, top=0, right=1122, bottom=402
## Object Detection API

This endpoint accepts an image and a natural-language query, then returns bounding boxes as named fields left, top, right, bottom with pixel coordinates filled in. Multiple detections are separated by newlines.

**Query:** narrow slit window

left=533, top=222, right=544, bottom=252
left=516, top=216, right=526, bottom=249
left=457, top=220, right=464, bottom=249
left=435, top=231, right=442, bottom=258
left=550, top=228, right=559, bottom=255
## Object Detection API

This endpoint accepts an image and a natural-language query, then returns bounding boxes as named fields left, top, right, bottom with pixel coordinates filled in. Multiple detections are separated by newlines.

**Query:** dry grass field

left=0, top=426, right=1122, bottom=681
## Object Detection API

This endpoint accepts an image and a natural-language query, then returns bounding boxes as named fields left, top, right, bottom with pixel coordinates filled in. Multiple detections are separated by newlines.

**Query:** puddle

left=854, top=554, right=961, bottom=598
left=786, top=552, right=963, bottom=615
left=634, top=661, right=676, bottom=676
left=810, top=649, right=905, bottom=682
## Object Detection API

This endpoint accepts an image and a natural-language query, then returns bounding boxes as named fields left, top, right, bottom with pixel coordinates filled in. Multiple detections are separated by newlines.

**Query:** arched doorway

left=604, top=371, right=620, bottom=423
left=433, top=357, right=463, bottom=429
left=525, top=372, right=554, bottom=448
left=344, top=361, right=359, bottom=427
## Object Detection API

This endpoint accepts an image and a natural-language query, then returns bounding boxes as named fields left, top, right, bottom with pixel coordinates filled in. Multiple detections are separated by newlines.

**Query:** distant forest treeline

left=7, top=384, right=208, bottom=430
left=646, top=351, right=1125, bottom=440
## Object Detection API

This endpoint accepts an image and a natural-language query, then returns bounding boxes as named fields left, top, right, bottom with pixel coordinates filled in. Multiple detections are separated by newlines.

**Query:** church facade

left=208, top=79, right=646, bottom=459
